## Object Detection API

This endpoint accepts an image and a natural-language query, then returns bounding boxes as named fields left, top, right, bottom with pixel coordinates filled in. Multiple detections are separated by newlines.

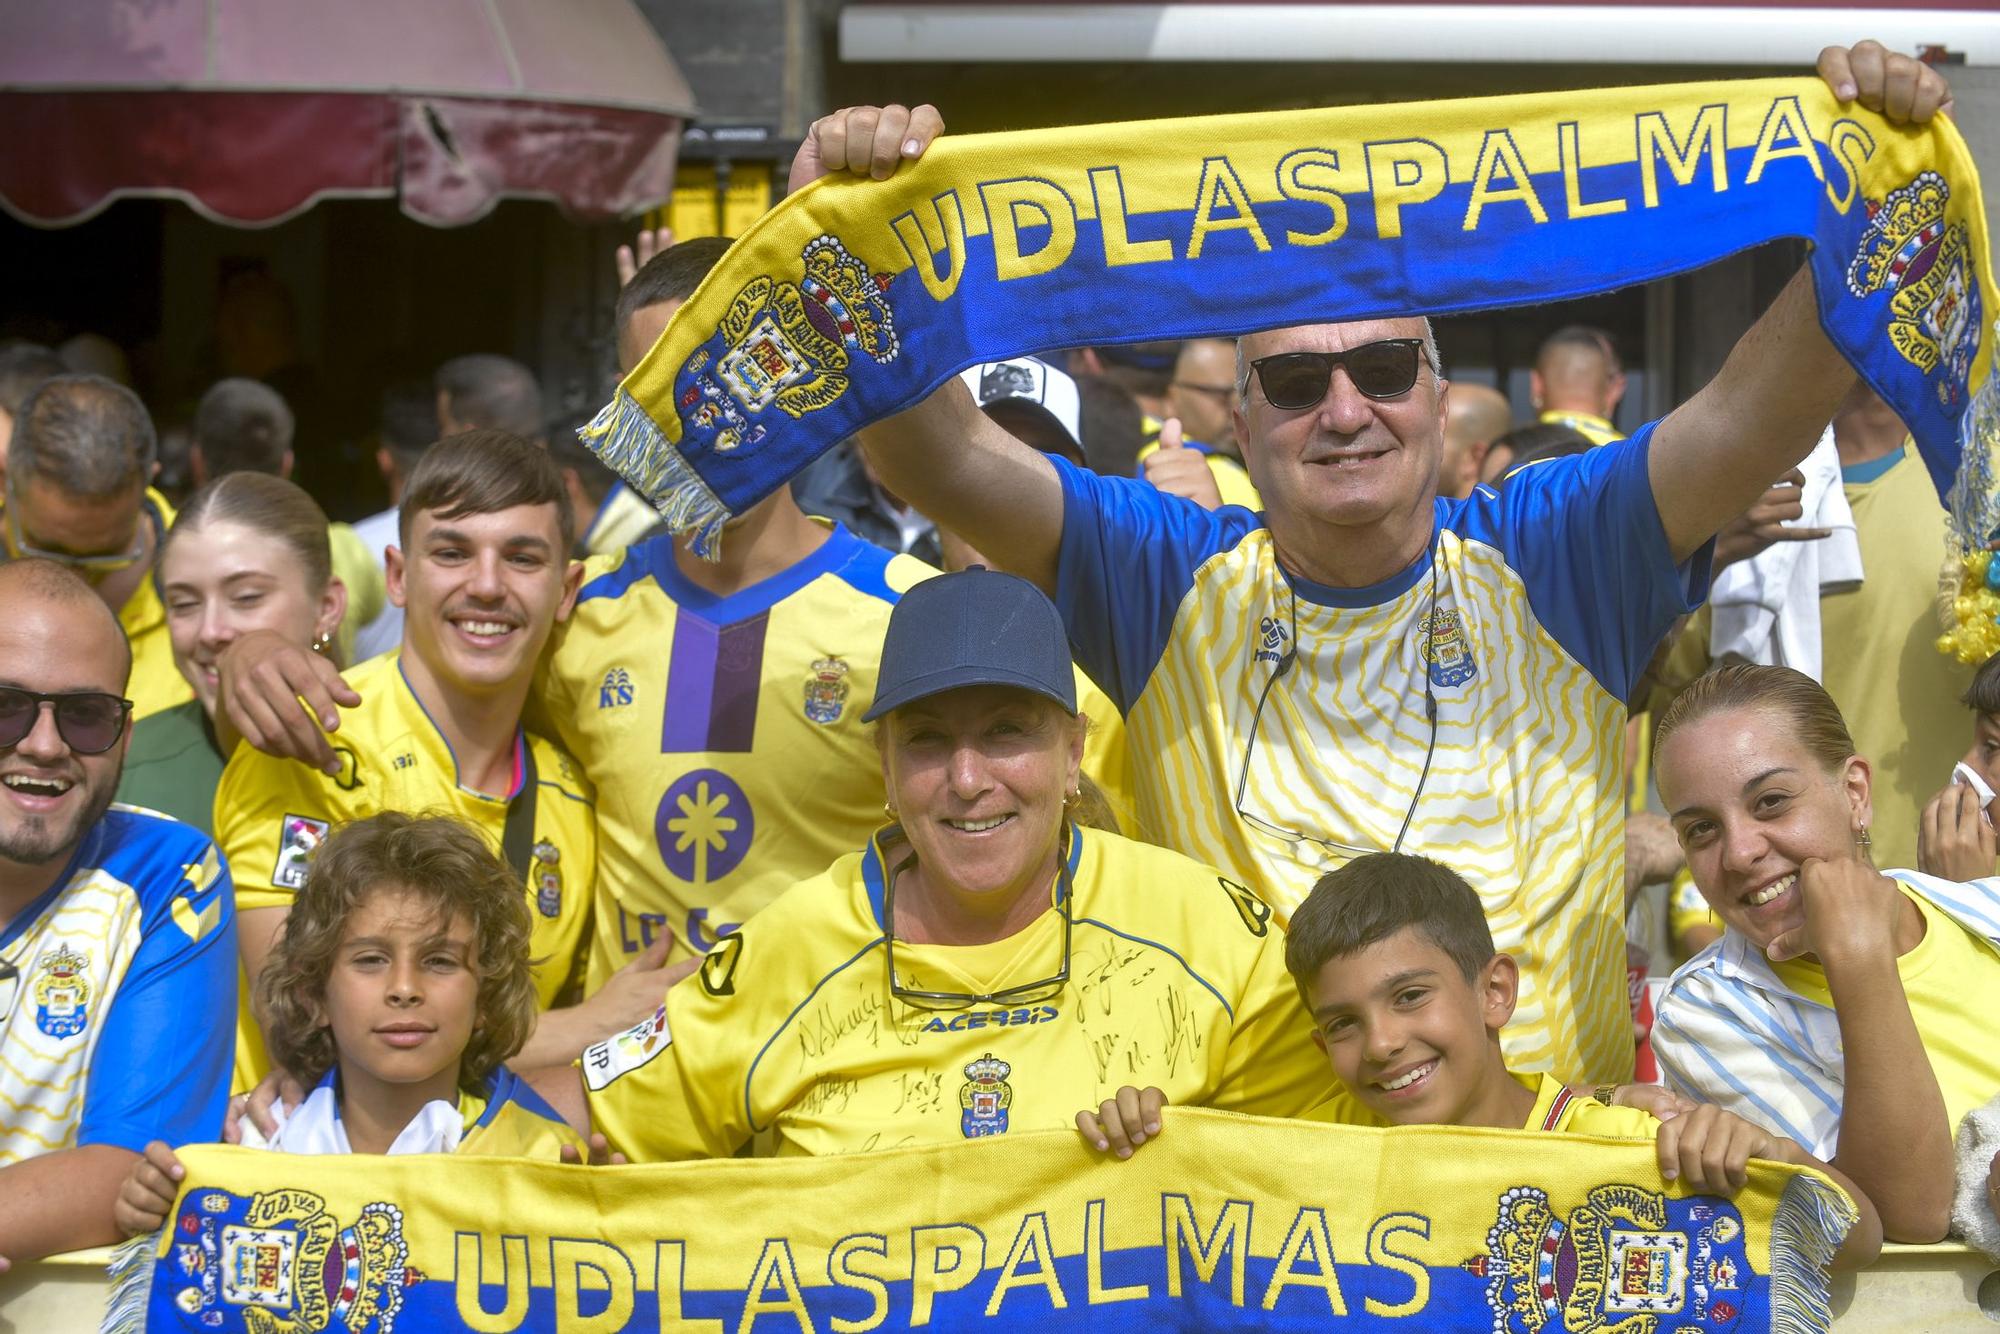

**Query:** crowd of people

left=0, top=36, right=1991, bottom=1290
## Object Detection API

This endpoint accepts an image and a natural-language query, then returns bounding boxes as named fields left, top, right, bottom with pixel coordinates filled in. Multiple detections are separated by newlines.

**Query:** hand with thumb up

left=1142, top=417, right=1225, bottom=511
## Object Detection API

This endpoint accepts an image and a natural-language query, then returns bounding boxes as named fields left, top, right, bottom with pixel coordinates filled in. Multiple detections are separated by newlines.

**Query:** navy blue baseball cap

left=863, top=567, right=1077, bottom=722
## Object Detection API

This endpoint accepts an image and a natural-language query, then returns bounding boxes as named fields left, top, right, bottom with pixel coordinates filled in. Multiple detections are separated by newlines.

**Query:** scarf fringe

left=577, top=389, right=732, bottom=559
left=1769, top=1171, right=1857, bottom=1334
left=1950, top=348, right=2000, bottom=553
left=98, top=1232, right=158, bottom=1334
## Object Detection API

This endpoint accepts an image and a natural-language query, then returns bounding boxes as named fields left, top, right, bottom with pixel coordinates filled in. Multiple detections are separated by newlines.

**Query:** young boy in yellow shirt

left=1079, top=852, right=1880, bottom=1268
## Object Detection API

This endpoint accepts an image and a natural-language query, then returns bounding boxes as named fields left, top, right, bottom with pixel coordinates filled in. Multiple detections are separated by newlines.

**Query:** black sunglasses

left=0, top=688, right=133, bottom=755
left=1248, top=338, right=1429, bottom=409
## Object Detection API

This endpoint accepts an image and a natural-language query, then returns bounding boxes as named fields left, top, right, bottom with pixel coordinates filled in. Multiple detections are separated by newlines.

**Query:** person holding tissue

left=1919, top=650, right=2000, bottom=881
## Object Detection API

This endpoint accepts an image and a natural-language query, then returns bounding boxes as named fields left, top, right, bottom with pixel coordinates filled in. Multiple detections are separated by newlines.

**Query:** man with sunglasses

left=2, top=375, right=193, bottom=722
left=799, top=42, right=1949, bottom=1088
left=0, top=560, right=235, bottom=1266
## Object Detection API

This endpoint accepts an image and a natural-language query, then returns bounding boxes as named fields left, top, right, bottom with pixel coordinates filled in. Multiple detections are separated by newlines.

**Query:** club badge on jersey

left=531, top=841, right=563, bottom=919
left=32, top=942, right=91, bottom=1039
left=1421, top=608, right=1479, bottom=689
left=803, top=656, right=851, bottom=724
left=959, top=1053, right=1014, bottom=1138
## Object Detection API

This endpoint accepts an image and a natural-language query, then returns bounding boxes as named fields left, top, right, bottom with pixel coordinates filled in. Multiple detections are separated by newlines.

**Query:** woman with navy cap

left=534, top=565, right=1332, bottom=1160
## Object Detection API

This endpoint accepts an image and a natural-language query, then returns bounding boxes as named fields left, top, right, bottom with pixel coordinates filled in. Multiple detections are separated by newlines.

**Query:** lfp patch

left=272, top=815, right=330, bottom=890
left=581, top=1005, right=672, bottom=1092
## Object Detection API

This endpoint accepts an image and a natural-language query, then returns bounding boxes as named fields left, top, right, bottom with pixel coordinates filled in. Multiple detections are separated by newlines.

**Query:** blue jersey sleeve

left=1455, top=423, right=1711, bottom=701
left=79, top=843, right=238, bottom=1153
left=1054, top=457, right=1261, bottom=713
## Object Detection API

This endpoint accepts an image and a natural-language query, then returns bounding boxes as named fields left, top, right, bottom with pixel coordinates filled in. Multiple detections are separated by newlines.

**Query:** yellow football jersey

left=538, top=525, right=933, bottom=988
left=1052, top=433, right=1707, bottom=1085
left=125, top=489, right=196, bottom=721
left=214, top=652, right=595, bottom=1086
left=582, top=823, right=1332, bottom=1161
left=1519, top=1070, right=1658, bottom=1137
left=1538, top=409, right=1625, bottom=447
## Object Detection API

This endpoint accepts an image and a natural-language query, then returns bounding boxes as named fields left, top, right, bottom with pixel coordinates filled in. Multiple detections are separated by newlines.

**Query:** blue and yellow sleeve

left=79, top=838, right=237, bottom=1153
left=1052, top=455, right=1257, bottom=713
left=1464, top=423, right=1712, bottom=701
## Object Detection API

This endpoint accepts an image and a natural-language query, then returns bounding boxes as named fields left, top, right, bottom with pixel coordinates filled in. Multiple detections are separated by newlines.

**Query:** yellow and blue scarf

left=108, top=1108, right=1851, bottom=1331
left=586, top=79, right=1991, bottom=561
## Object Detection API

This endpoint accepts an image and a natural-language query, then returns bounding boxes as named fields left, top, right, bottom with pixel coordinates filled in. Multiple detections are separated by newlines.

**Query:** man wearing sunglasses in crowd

left=1, top=375, right=192, bottom=721
left=0, top=560, right=236, bottom=1270
left=799, top=41, right=1950, bottom=1090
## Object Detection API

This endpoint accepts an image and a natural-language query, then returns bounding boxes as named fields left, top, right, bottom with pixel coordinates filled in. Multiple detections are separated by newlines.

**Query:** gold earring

left=310, top=630, right=331, bottom=655
left=1855, top=825, right=1872, bottom=851
left=883, top=801, right=898, bottom=821
left=1063, top=787, right=1080, bottom=809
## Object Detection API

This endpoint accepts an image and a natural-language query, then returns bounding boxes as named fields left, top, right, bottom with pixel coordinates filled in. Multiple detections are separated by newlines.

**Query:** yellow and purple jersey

left=537, top=524, right=934, bottom=987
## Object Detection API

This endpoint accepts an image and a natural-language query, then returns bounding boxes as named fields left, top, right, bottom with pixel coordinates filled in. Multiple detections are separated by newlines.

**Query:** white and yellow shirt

left=539, top=525, right=932, bottom=987
left=1, top=806, right=235, bottom=1163
left=1052, top=430, right=1708, bottom=1083
left=583, top=824, right=1331, bottom=1161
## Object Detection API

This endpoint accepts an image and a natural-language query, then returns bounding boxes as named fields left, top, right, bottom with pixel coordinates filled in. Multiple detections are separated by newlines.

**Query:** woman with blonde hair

left=115, top=473, right=345, bottom=831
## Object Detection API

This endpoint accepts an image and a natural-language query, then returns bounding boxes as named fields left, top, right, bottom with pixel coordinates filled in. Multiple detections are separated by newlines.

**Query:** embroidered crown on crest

left=964, top=1054, right=1012, bottom=1087
left=799, top=235, right=901, bottom=364
left=1846, top=170, right=1952, bottom=297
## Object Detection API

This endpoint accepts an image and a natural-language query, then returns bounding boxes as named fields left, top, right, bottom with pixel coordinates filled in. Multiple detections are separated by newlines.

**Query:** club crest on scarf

left=1468, top=1183, right=1753, bottom=1332
left=1846, top=171, right=1982, bottom=407
left=959, top=1052, right=1013, bottom=1138
left=32, top=941, right=90, bottom=1039
left=165, top=1186, right=415, bottom=1333
left=679, top=235, right=900, bottom=453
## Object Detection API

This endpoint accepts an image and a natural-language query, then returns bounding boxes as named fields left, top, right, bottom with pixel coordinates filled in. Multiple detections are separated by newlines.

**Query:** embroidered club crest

left=1469, top=1183, right=1752, bottom=1332
left=167, top=1185, right=416, bottom=1332
left=530, top=840, right=562, bottom=918
left=32, top=942, right=91, bottom=1039
left=1846, top=171, right=1983, bottom=406
left=273, top=815, right=330, bottom=890
left=1420, top=608, right=1478, bottom=688
left=683, top=234, right=900, bottom=452
left=804, top=656, right=851, bottom=724
left=959, top=1052, right=1014, bottom=1138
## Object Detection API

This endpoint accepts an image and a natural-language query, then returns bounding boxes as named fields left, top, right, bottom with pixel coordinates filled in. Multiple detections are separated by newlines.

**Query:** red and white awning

left=0, top=0, right=699, bottom=228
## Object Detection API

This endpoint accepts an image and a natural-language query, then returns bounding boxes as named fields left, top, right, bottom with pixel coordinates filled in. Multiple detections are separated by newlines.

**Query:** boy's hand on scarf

left=1818, top=41, right=1952, bottom=123
left=1078, top=1086, right=1168, bottom=1159
left=1654, top=1102, right=1773, bottom=1196
left=115, top=1141, right=187, bottom=1237
left=559, top=1133, right=628, bottom=1167
left=790, top=104, right=945, bottom=193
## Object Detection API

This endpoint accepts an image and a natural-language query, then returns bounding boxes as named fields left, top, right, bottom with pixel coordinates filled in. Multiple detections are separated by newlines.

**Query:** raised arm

left=789, top=103, right=1066, bottom=594
left=1647, top=42, right=1952, bottom=562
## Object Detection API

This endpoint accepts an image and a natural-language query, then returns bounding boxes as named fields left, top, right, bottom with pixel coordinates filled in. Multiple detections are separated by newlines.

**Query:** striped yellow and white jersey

left=0, top=807, right=236, bottom=1163
left=1053, top=428, right=1708, bottom=1083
